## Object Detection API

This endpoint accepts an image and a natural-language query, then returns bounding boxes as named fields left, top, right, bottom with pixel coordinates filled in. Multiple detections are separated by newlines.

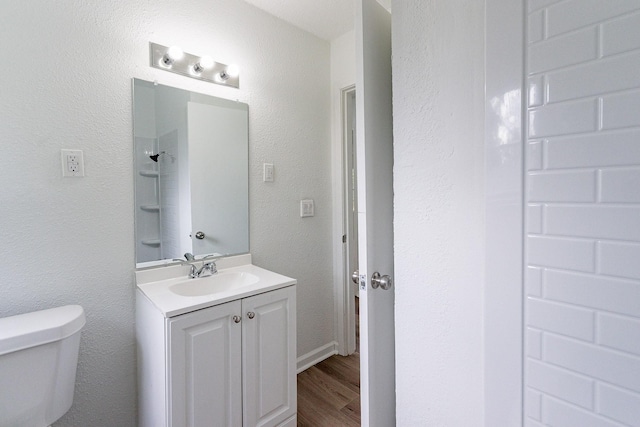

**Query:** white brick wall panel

left=527, top=359, right=595, bottom=408
left=528, top=170, right=596, bottom=202
left=602, top=91, right=640, bottom=130
left=545, top=130, right=640, bottom=169
left=529, top=27, right=598, bottom=75
left=544, top=333, right=640, bottom=392
left=529, top=9, right=545, bottom=44
left=598, top=313, right=640, bottom=357
left=528, top=75, right=545, bottom=108
left=527, top=266, right=543, bottom=296
left=527, top=140, right=543, bottom=170
left=546, top=205, right=640, bottom=241
left=526, top=3, right=640, bottom=423
left=600, top=168, right=640, bottom=203
left=543, top=396, right=623, bottom=427
left=547, top=0, right=640, bottom=37
left=544, top=269, right=640, bottom=317
left=597, top=383, right=640, bottom=427
left=598, top=241, right=640, bottom=280
left=525, top=387, right=543, bottom=421
left=547, top=52, right=640, bottom=103
left=602, top=11, right=640, bottom=57
left=527, top=204, right=543, bottom=235
left=529, top=99, right=598, bottom=137
left=527, top=297, right=595, bottom=341
left=528, top=235, right=595, bottom=272
left=527, top=327, right=543, bottom=359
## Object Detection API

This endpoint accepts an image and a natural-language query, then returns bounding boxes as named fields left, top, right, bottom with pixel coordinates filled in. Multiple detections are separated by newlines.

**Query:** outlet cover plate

left=61, top=149, right=85, bottom=177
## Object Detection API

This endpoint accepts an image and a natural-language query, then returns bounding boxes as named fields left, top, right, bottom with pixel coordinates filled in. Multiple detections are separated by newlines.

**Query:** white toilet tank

left=0, top=305, right=85, bottom=427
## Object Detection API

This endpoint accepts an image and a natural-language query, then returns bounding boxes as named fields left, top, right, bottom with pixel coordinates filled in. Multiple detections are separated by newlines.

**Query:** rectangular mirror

left=133, top=78, right=249, bottom=267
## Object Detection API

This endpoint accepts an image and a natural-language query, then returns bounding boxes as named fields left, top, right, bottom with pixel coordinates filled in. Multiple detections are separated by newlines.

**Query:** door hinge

left=342, top=234, right=347, bottom=243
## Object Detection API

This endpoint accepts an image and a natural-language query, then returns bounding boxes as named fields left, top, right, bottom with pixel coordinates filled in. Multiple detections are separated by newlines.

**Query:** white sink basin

left=135, top=255, right=296, bottom=317
left=169, top=272, right=260, bottom=297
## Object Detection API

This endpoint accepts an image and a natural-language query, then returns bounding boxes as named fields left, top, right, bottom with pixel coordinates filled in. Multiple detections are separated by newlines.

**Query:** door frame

left=335, top=84, right=358, bottom=356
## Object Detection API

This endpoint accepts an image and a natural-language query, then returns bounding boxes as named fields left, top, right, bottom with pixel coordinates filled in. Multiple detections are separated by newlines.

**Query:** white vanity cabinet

left=137, top=284, right=297, bottom=427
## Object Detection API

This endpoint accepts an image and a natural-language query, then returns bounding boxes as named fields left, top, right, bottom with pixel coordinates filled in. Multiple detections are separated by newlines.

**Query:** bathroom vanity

left=136, top=254, right=297, bottom=427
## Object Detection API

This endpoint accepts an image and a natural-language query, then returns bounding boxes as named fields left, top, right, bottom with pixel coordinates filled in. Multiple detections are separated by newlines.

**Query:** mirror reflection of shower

left=149, top=151, right=175, bottom=163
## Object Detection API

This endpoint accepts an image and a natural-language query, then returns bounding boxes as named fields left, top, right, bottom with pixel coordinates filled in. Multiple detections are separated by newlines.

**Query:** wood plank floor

left=297, top=297, right=360, bottom=426
left=297, top=352, right=360, bottom=426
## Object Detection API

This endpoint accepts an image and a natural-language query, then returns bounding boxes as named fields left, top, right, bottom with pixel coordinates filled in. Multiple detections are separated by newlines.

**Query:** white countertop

left=135, top=255, right=296, bottom=317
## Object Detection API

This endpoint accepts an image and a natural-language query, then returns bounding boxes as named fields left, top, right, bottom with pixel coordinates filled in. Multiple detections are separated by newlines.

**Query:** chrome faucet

left=195, top=254, right=224, bottom=278
left=195, top=261, right=218, bottom=277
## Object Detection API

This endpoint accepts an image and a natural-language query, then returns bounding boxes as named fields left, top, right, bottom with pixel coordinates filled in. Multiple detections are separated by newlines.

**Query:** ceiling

left=242, top=0, right=391, bottom=41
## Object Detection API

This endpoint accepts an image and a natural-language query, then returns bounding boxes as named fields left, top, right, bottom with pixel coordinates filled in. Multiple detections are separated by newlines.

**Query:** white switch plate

left=300, top=199, right=314, bottom=217
left=263, top=163, right=274, bottom=182
left=61, top=149, right=85, bottom=177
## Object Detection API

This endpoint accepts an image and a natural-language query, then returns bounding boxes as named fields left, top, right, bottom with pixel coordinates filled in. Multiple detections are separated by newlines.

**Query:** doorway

left=342, top=85, right=359, bottom=357
left=296, top=85, right=361, bottom=426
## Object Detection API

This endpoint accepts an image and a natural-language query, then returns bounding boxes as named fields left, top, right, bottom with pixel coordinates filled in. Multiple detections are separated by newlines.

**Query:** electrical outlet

left=61, top=149, right=85, bottom=177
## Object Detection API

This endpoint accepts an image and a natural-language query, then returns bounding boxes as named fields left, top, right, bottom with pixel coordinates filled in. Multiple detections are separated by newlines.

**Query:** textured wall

left=0, top=1, right=332, bottom=426
left=524, top=1, right=640, bottom=425
left=392, top=1, right=486, bottom=424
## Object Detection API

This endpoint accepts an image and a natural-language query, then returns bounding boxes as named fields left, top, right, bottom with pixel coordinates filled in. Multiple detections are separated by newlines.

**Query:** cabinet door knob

left=247, top=312, right=255, bottom=319
left=232, top=315, right=241, bottom=323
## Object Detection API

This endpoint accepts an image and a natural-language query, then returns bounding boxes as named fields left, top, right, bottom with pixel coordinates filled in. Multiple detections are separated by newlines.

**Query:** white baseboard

left=296, top=341, right=338, bottom=373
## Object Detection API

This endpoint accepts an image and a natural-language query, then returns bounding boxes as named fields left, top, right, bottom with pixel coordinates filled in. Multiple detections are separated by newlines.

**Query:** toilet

left=0, top=305, right=85, bottom=427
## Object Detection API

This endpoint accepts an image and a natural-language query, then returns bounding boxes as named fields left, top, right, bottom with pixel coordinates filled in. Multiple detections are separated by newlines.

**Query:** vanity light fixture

left=149, top=42, right=240, bottom=88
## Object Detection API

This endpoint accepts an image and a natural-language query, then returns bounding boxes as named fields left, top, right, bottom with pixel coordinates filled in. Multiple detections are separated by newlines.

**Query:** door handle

left=352, top=270, right=359, bottom=284
left=371, top=272, right=392, bottom=290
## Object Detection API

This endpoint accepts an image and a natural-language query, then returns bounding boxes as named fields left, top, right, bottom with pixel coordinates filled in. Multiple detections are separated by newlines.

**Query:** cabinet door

left=242, top=286, right=296, bottom=427
left=169, top=301, right=242, bottom=427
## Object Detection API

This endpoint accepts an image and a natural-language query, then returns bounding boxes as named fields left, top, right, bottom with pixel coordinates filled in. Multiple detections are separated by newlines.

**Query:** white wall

left=392, top=1, right=486, bottom=424
left=0, top=1, right=333, bottom=426
left=524, top=2, right=640, bottom=426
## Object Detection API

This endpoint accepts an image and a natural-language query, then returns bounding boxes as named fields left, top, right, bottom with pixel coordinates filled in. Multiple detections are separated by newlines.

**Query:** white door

left=187, top=102, right=249, bottom=256
left=355, top=0, right=395, bottom=425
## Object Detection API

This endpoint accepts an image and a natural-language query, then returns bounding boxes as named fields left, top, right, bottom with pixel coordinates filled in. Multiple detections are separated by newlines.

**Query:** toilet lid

left=0, top=305, right=85, bottom=356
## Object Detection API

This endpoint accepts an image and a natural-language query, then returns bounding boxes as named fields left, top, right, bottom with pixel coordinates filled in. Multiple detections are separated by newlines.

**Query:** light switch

left=263, top=163, right=274, bottom=182
left=300, top=199, right=314, bottom=217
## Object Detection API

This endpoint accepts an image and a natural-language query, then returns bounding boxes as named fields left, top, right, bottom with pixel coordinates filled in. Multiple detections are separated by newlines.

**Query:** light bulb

left=167, top=46, right=184, bottom=60
left=161, top=46, right=184, bottom=67
left=193, top=55, right=214, bottom=74
left=219, top=64, right=239, bottom=81
left=199, top=56, right=214, bottom=69
left=226, top=64, right=239, bottom=78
